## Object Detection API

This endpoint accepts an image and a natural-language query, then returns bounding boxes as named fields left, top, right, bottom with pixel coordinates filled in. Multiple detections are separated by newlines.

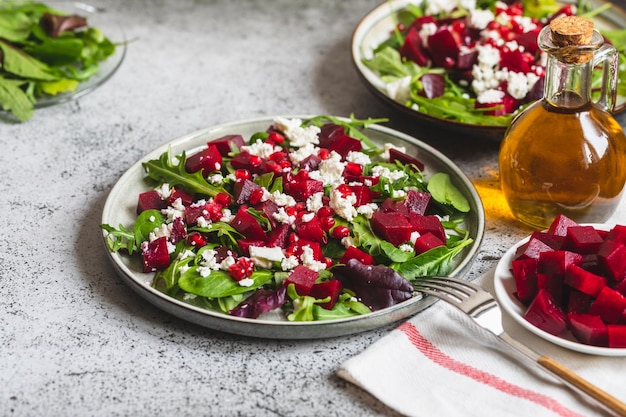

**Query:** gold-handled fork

left=414, top=276, right=626, bottom=417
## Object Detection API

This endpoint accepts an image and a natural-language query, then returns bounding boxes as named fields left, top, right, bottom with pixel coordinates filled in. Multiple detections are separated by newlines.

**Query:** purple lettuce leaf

left=229, top=284, right=287, bottom=319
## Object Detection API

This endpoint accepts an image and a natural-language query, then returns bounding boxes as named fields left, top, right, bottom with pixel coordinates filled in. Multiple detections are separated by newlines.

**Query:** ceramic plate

left=352, top=0, right=626, bottom=142
left=24, top=2, right=126, bottom=109
left=101, top=116, right=485, bottom=339
left=493, top=225, right=626, bottom=356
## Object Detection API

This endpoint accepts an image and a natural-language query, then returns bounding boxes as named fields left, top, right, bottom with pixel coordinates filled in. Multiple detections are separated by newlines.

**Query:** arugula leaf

left=178, top=268, right=273, bottom=298
left=142, top=147, right=228, bottom=198
left=100, top=222, right=137, bottom=254
left=351, top=215, right=384, bottom=257
left=0, top=76, right=33, bottom=121
left=363, top=45, right=421, bottom=79
left=427, top=172, right=471, bottom=213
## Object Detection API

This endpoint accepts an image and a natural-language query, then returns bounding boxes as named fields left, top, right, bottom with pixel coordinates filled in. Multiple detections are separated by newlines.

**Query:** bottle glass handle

left=593, top=44, right=619, bottom=111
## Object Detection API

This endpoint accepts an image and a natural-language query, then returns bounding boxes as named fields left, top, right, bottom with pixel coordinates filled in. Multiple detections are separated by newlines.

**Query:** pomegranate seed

left=269, top=151, right=287, bottom=161
left=319, top=216, right=335, bottom=231
left=187, top=232, right=206, bottom=247
left=318, top=148, right=330, bottom=160
left=235, top=169, right=251, bottom=180
left=324, top=257, right=334, bottom=268
left=229, top=257, right=254, bottom=281
left=248, top=155, right=263, bottom=167
left=295, top=202, right=306, bottom=212
left=288, top=233, right=299, bottom=244
left=249, top=188, right=265, bottom=205
left=214, top=192, right=231, bottom=207
left=344, top=162, right=363, bottom=177
left=229, top=264, right=246, bottom=281
left=278, top=159, right=292, bottom=169
left=206, top=203, right=223, bottom=221
left=336, top=184, right=353, bottom=198
left=295, top=170, right=309, bottom=181
left=317, top=206, right=333, bottom=218
left=268, top=132, right=285, bottom=144
left=331, top=226, right=350, bottom=239
left=285, top=206, right=296, bottom=216
left=263, top=160, right=282, bottom=174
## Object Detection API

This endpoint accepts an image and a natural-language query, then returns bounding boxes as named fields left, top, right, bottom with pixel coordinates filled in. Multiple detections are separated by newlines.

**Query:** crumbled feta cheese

left=301, top=212, right=315, bottom=223
left=149, top=223, right=171, bottom=242
left=272, top=207, right=296, bottom=225
left=196, top=216, right=210, bottom=228
left=273, top=117, right=321, bottom=148
left=386, top=76, right=412, bottom=104
left=469, top=9, right=494, bottom=30
left=289, top=143, right=319, bottom=164
left=156, top=183, right=172, bottom=199
left=306, top=192, right=324, bottom=213
left=371, top=165, right=406, bottom=182
left=208, top=173, right=224, bottom=185
left=299, top=245, right=327, bottom=271
left=270, top=190, right=297, bottom=207
left=238, top=278, right=255, bottom=287
left=200, top=249, right=220, bottom=270
left=161, top=198, right=186, bottom=222
left=220, top=208, right=235, bottom=223
left=307, top=151, right=346, bottom=186
left=381, top=143, right=407, bottom=161
left=506, top=71, right=530, bottom=100
left=356, top=203, right=378, bottom=219
left=149, top=216, right=156, bottom=222
left=399, top=244, right=414, bottom=252
left=281, top=255, right=299, bottom=271
left=329, top=187, right=358, bottom=222
left=419, top=22, right=438, bottom=47
left=177, top=249, right=196, bottom=260
left=477, top=88, right=505, bottom=104
left=183, top=293, right=197, bottom=300
left=392, top=189, right=407, bottom=199
left=346, top=151, right=371, bottom=166
left=241, top=139, right=276, bottom=159
left=219, top=255, right=236, bottom=271
left=410, top=231, right=421, bottom=244
left=249, top=246, right=285, bottom=269
left=178, top=265, right=191, bottom=274
left=425, top=0, right=458, bottom=15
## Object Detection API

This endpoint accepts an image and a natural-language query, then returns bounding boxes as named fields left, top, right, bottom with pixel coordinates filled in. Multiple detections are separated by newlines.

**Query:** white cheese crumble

left=270, top=190, right=297, bottom=207
left=469, top=9, right=494, bottom=30
left=386, top=76, right=412, bottom=104
left=273, top=117, right=321, bottom=148
left=238, top=278, right=255, bottom=287
left=272, top=207, right=296, bottom=225
left=400, top=244, right=414, bottom=252
left=356, top=203, right=378, bottom=219
left=381, top=143, right=407, bottom=160
left=329, top=187, right=358, bottom=222
left=371, top=165, right=406, bottom=182
left=156, top=183, right=172, bottom=199
left=477, top=88, right=505, bottom=104
left=241, top=139, right=276, bottom=159
left=161, top=198, right=186, bottom=222
left=301, top=212, right=315, bottom=223
left=281, top=255, right=299, bottom=271
left=308, top=150, right=346, bottom=186
left=249, top=246, right=285, bottom=269
left=299, top=245, right=327, bottom=271
left=306, top=192, right=324, bottom=213
left=346, top=151, right=371, bottom=166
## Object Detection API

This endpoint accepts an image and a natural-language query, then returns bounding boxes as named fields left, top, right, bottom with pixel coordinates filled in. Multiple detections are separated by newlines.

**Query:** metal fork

left=414, top=276, right=626, bottom=417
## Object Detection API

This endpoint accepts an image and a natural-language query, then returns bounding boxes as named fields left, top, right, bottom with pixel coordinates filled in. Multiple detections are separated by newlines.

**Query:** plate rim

left=493, top=224, right=626, bottom=356
left=101, top=115, right=486, bottom=339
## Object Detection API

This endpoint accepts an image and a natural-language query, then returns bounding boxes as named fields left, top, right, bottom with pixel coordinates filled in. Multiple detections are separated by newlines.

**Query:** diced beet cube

left=564, top=226, right=604, bottom=254
left=256, top=200, right=280, bottom=228
left=607, top=324, right=626, bottom=348
left=136, top=190, right=167, bottom=214
left=547, top=214, right=579, bottom=237
left=233, top=178, right=262, bottom=205
left=511, top=257, right=539, bottom=304
left=284, top=179, right=324, bottom=201
left=456, top=48, right=478, bottom=70
left=499, top=49, right=531, bottom=73
left=516, top=28, right=541, bottom=54
left=606, top=224, right=626, bottom=245
left=208, top=134, right=244, bottom=156
left=564, top=264, right=607, bottom=297
left=168, top=188, right=194, bottom=206
left=309, top=280, right=343, bottom=310
left=237, top=239, right=265, bottom=256
left=142, top=236, right=170, bottom=272
left=615, top=279, right=626, bottom=297
left=514, top=231, right=563, bottom=260
left=538, top=250, right=583, bottom=275
left=371, top=212, right=413, bottom=246
left=524, top=289, right=567, bottom=336
left=567, top=289, right=592, bottom=314
left=428, top=28, right=460, bottom=68
left=418, top=73, right=445, bottom=99
left=230, top=151, right=263, bottom=174
left=567, top=313, right=608, bottom=347
left=597, top=240, right=626, bottom=282
left=285, top=265, right=319, bottom=296
left=327, top=134, right=362, bottom=158
left=318, top=123, right=345, bottom=148
left=230, top=208, right=266, bottom=240
left=589, top=287, right=626, bottom=324
left=185, top=144, right=222, bottom=173
left=291, top=240, right=324, bottom=261
left=407, top=213, right=446, bottom=243
left=413, top=232, right=445, bottom=255
left=536, top=272, right=564, bottom=306
left=348, top=185, right=376, bottom=206
left=185, top=203, right=209, bottom=226
left=388, top=149, right=425, bottom=172
left=380, top=198, right=409, bottom=216
left=403, top=190, right=431, bottom=215
left=169, top=217, right=187, bottom=244
left=300, top=154, right=322, bottom=171
left=399, top=26, right=430, bottom=66
left=266, top=224, right=291, bottom=249
left=295, top=216, right=327, bottom=244
left=339, top=245, right=374, bottom=265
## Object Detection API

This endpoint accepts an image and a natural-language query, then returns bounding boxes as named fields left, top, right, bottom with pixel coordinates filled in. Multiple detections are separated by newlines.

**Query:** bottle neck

left=543, top=54, right=594, bottom=109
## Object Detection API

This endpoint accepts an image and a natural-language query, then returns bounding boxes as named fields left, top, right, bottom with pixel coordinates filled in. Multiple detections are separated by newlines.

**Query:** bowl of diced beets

left=494, top=214, right=626, bottom=356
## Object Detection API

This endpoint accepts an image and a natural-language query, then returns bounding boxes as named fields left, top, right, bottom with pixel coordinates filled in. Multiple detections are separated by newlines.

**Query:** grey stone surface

left=1, top=1, right=626, bottom=416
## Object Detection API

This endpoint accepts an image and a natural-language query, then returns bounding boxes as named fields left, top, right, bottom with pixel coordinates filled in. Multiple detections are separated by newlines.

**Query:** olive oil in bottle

left=499, top=16, right=626, bottom=230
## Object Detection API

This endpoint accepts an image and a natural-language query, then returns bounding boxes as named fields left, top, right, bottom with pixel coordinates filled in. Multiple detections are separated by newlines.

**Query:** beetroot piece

left=327, top=135, right=362, bottom=158
left=137, top=190, right=167, bottom=214
left=184, top=203, right=209, bottom=226
left=428, top=28, right=460, bottom=69
left=511, top=257, right=539, bottom=304
left=237, top=239, right=265, bottom=256
left=229, top=285, right=287, bottom=319
left=567, top=289, right=592, bottom=314
left=209, top=134, right=245, bottom=156
left=347, top=185, right=376, bottom=206
left=339, top=246, right=374, bottom=265
left=285, top=265, right=319, bottom=296
left=597, top=240, right=626, bottom=282
left=516, top=28, right=542, bottom=54
left=419, top=73, right=445, bottom=98
left=564, top=226, right=604, bottom=254
left=233, top=179, right=262, bottom=205
left=537, top=250, right=583, bottom=275
left=456, top=48, right=478, bottom=70
left=309, top=280, right=343, bottom=310
left=229, top=151, right=263, bottom=174
left=142, top=236, right=170, bottom=272
left=266, top=224, right=291, bottom=249
left=413, top=233, right=445, bottom=255
left=607, top=325, right=626, bottom=348
left=567, top=313, right=608, bottom=346
left=564, top=264, right=607, bottom=297
left=371, top=212, right=413, bottom=246
left=547, top=214, right=580, bottom=236
left=403, top=190, right=431, bottom=215
left=499, top=48, right=531, bottom=73
left=230, top=208, right=266, bottom=241
left=536, top=272, right=564, bottom=306
left=300, top=154, right=322, bottom=171
left=380, top=198, right=410, bottom=216
left=615, top=279, right=626, bottom=297
left=295, top=216, right=327, bottom=244
left=185, top=145, right=222, bottom=174
left=588, top=287, right=626, bottom=324
left=606, top=225, right=626, bottom=245
left=284, top=179, right=324, bottom=201
left=388, top=149, right=425, bottom=172
left=168, top=188, right=194, bottom=206
left=255, top=200, right=280, bottom=228
left=291, top=240, right=325, bottom=262
left=317, top=123, right=345, bottom=148
left=169, top=217, right=187, bottom=244
left=335, top=259, right=413, bottom=311
left=524, top=289, right=568, bottom=336
left=407, top=213, right=446, bottom=243
left=400, top=26, right=431, bottom=66
left=514, top=231, right=564, bottom=260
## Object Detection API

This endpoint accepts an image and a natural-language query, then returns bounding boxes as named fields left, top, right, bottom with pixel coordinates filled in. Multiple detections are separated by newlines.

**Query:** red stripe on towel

left=399, top=322, right=583, bottom=417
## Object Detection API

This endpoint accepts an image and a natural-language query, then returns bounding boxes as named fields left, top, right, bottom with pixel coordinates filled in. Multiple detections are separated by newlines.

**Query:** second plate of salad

left=352, top=0, right=626, bottom=141
left=101, top=115, right=484, bottom=339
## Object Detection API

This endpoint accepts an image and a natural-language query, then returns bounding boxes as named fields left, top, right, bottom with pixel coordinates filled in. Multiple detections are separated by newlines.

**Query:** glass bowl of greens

left=0, top=1, right=126, bottom=122
left=352, top=0, right=626, bottom=141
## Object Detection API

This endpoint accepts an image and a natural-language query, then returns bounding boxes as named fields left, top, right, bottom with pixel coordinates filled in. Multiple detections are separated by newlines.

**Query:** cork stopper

left=549, top=16, right=595, bottom=64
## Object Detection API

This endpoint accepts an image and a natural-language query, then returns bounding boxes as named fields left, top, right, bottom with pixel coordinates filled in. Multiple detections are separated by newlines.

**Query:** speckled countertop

left=2, top=1, right=626, bottom=416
